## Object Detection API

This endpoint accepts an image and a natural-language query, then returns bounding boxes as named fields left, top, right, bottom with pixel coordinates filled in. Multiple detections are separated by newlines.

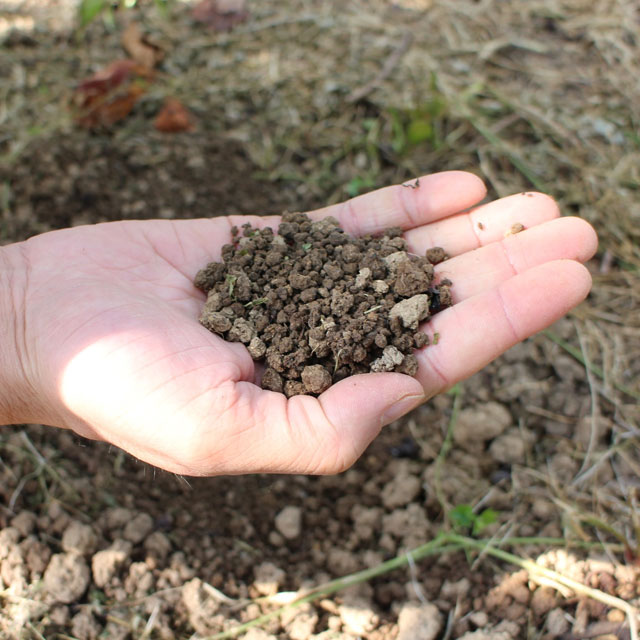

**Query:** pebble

left=453, top=402, right=513, bottom=447
left=10, top=511, right=36, bottom=537
left=62, top=521, right=98, bottom=556
left=43, top=552, right=90, bottom=604
left=489, top=429, right=526, bottom=464
left=253, top=561, right=285, bottom=596
left=546, top=608, right=570, bottom=635
left=274, top=506, right=302, bottom=539
left=396, top=602, right=442, bottom=640
left=381, top=461, right=422, bottom=509
left=91, top=540, right=132, bottom=588
left=338, top=596, right=378, bottom=635
left=123, top=513, right=153, bottom=544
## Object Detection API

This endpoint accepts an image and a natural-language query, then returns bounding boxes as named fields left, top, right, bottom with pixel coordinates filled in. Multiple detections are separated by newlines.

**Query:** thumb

left=246, top=373, right=425, bottom=474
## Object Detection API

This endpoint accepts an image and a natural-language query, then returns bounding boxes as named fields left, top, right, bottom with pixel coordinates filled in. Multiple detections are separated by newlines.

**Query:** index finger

left=307, top=171, right=487, bottom=236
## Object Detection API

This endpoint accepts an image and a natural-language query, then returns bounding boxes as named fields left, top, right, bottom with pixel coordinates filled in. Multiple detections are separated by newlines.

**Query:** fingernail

left=381, top=393, right=425, bottom=425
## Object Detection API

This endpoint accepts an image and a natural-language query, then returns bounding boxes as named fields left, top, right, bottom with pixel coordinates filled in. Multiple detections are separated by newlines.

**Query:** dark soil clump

left=195, top=212, right=451, bottom=397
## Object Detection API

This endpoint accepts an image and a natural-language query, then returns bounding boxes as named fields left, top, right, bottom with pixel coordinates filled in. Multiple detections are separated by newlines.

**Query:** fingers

left=404, top=191, right=560, bottom=257
left=307, top=171, right=487, bottom=236
left=158, top=171, right=487, bottom=281
left=434, top=216, right=598, bottom=303
left=415, top=259, right=593, bottom=396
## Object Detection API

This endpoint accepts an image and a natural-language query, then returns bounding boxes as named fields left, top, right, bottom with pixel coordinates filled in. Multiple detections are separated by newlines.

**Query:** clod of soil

left=195, top=212, right=452, bottom=397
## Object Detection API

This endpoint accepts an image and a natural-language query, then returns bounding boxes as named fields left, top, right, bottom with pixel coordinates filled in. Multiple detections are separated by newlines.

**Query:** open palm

left=6, top=171, right=596, bottom=475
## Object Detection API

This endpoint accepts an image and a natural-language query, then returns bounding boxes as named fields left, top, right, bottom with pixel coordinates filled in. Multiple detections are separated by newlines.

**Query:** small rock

left=425, top=247, right=447, bottom=264
left=338, top=596, right=378, bottom=635
left=49, top=605, right=70, bottom=626
left=383, top=251, right=411, bottom=272
left=372, top=279, right=389, bottom=294
left=262, top=368, right=284, bottom=393
left=43, top=553, right=90, bottom=603
left=326, top=548, right=360, bottom=576
left=546, top=608, right=570, bottom=635
left=350, top=505, right=382, bottom=541
left=62, top=521, right=98, bottom=555
left=370, top=345, right=405, bottom=373
left=396, top=602, right=442, bottom=640
left=10, top=511, right=37, bottom=537
left=92, top=539, right=132, bottom=587
left=441, top=577, right=471, bottom=602
left=301, top=365, right=332, bottom=394
left=389, top=295, right=431, bottom=330
left=468, top=611, right=488, bottom=627
left=489, top=429, right=526, bottom=465
left=144, top=531, right=172, bottom=561
left=24, top=538, right=52, bottom=575
left=530, top=586, right=558, bottom=616
left=253, top=561, right=285, bottom=596
left=0, top=528, right=20, bottom=558
left=453, top=402, right=512, bottom=447
left=393, top=259, right=432, bottom=296
left=123, top=513, right=153, bottom=544
left=71, top=610, right=102, bottom=640
left=103, top=508, right=133, bottom=531
left=274, top=506, right=302, bottom=540
left=381, top=461, right=422, bottom=509
left=124, top=561, right=154, bottom=597
left=354, top=267, right=372, bottom=289
left=285, top=609, right=318, bottom=640
left=248, top=336, right=267, bottom=359
left=228, top=317, right=256, bottom=344
left=182, top=578, right=221, bottom=635
left=200, top=309, right=232, bottom=333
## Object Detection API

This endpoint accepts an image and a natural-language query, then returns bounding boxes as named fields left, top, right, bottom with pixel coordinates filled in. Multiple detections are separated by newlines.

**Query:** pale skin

left=0, top=171, right=597, bottom=476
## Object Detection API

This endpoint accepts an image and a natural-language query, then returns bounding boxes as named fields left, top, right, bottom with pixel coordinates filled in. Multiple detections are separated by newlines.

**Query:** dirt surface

left=196, top=211, right=449, bottom=396
left=2, top=0, right=640, bottom=639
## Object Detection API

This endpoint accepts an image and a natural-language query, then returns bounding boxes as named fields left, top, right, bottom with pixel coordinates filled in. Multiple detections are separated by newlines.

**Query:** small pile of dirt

left=195, top=212, right=451, bottom=396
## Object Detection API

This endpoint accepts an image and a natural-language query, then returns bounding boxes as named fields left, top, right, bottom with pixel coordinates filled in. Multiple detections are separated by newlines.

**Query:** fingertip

left=570, top=217, right=599, bottom=263
left=557, top=258, right=593, bottom=303
left=416, top=171, right=487, bottom=214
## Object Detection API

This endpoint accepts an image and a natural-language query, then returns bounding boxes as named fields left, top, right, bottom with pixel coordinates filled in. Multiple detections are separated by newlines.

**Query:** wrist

left=0, top=243, right=39, bottom=425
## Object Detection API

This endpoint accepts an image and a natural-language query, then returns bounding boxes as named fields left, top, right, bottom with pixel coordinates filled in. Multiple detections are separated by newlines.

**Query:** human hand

left=0, top=171, right=597, bottom=475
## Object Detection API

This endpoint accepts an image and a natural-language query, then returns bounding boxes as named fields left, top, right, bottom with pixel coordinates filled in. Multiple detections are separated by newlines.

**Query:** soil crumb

left=195, top=212, right=451, bottom=396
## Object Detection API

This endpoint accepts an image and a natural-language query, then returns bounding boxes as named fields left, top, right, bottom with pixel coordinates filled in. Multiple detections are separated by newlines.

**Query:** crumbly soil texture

left=195, top=212, right=450, bottom=396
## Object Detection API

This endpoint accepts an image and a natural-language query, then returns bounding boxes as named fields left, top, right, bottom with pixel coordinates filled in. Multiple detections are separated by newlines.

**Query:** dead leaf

left=154, top=98, right=195, bottom=133
left=192, top=0, right=249, bottom=31
left=121, top=22, right=164, bottom=69
left=72, top=59, right=153, bottom=128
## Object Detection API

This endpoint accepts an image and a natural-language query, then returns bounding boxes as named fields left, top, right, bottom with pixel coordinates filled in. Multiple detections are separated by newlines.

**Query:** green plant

left=387, top=74, right=448, bottom=154
left=77, top=0, right=170, bottom=29
left=449, top=503, right=498, bottom=536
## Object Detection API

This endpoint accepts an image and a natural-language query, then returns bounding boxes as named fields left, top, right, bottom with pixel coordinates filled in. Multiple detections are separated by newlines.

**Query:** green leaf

left=78, top=0, right=106, bottom=26
left=449, top=504, right=475, bottom=530
left=472, top=508, right=497, bottom=536
left=406, top=118, right=433, bottom=145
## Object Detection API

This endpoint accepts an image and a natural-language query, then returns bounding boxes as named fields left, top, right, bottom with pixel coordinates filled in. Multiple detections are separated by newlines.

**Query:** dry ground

left=1, top=0, right=639, bottom=638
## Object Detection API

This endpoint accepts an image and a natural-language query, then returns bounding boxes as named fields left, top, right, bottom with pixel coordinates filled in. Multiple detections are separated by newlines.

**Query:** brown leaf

left=192, top=0, right=249, bottom=31
left=121, top=22, right=164, bottom=69
left=72, top=59, right=154, bottom=128
left=154, top=98, right=195, bottom=133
